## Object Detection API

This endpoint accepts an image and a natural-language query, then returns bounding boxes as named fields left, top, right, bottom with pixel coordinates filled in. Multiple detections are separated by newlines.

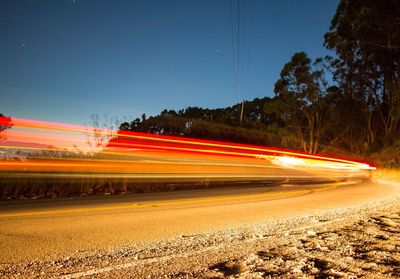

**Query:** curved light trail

left=0, top=116, right=375, bottom=184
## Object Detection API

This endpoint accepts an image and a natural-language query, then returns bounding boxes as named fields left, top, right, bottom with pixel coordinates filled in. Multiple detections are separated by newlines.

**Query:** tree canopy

left=325, top=0, right=400, bottom=145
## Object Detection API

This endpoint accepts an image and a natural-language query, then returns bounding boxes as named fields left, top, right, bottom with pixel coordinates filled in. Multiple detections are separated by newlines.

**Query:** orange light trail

left=0, top=116, right=375, bottom=183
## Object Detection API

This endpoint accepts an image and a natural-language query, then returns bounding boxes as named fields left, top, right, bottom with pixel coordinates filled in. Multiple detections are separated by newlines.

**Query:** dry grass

left=373, top=168, right=400, bottom=181
left=0, top=174, right=267, bottom=200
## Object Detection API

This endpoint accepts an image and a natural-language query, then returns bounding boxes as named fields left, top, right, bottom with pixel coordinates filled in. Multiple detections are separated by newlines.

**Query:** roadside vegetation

left=373, top=168, right=400, bottom=181
left=0, top=172, right=269, bottom=200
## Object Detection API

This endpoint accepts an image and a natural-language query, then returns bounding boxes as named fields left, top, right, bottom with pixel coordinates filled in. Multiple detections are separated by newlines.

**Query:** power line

left=243, top=0, right=255, bottom=102
left=230, top=0, right=254, bottom=124
left=230, top=0, right=241, bottom=103
left=237, top=0, right=240, bottom=103
left=230, top=0, right=242, bottom=123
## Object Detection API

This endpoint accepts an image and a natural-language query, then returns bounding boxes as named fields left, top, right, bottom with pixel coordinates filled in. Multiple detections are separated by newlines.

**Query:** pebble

left=292, top=267, right=302, bottom=273
left=306, top=230, right=317, bottom=236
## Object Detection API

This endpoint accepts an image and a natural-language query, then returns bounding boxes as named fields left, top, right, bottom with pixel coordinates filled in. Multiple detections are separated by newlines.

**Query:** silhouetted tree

left=325, top=0, right=400, bottom=144
left=267, top=52, right=328, bottom=153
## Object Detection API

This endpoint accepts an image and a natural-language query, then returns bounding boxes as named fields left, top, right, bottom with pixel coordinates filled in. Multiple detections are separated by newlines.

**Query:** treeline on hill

left=119, top=100, right=283, bottom=148
left=118, top=0, right=400, bottom=167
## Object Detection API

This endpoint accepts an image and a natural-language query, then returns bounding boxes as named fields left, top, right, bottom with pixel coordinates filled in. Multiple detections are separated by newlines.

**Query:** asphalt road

left=0, top=178, right=399, bottom=265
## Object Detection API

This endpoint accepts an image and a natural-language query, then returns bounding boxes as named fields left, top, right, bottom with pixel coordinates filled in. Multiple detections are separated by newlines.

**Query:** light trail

left=0, top=116, right=375, bottom=185
left=0, top=116, right=372, bottom=165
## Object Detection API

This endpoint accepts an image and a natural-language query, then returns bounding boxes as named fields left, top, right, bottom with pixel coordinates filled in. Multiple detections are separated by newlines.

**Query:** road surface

left=1, top=178, right=399, bottom=266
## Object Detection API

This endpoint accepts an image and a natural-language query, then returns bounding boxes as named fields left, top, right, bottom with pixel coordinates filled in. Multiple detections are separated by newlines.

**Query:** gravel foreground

left=1, top=183, right=400, bottom=278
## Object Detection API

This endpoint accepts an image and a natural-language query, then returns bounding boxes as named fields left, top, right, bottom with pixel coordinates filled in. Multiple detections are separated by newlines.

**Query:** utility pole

left=239, top=100, right=245, bottom=124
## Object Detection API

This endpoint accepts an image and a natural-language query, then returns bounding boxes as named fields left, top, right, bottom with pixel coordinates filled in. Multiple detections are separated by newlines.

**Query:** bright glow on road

left=274, top=156, right=305, bottom=166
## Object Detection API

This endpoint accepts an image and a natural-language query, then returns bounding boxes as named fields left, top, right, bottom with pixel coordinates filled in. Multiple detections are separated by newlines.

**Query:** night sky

left=0, top=0, right=339, bottom=125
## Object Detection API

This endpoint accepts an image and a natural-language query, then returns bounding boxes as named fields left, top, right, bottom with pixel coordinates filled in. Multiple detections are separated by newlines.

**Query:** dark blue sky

left=1, top=0, right=339, bottom=125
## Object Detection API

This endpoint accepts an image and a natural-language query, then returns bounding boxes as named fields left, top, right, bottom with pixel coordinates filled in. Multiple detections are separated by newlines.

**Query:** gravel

left=1, top=194, right=399, bottom=278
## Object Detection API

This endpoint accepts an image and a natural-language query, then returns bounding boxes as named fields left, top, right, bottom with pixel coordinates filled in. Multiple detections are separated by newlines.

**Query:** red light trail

left=0, top=116, right=375, bottom=183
